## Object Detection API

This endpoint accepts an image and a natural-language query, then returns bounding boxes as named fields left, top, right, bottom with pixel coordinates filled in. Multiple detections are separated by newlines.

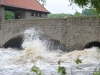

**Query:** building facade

left=0, top=0, right=50, bottom=20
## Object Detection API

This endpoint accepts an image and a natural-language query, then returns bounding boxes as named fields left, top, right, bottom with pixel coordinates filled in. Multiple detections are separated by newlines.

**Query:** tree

left=39, top=0, right=100, bottom=16
left=5, top=11, right=14, bottom=20
left=81, top=8, right=96, bottom=16
left=73, top=11, right=81, bottom=16
left=68, top=0, right=100, bottom=16
left=47, top=13, right=72, bottom=18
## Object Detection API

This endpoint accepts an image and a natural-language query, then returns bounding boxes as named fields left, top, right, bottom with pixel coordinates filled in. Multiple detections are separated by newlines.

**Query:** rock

left=83, top=41, right=100, bottom=49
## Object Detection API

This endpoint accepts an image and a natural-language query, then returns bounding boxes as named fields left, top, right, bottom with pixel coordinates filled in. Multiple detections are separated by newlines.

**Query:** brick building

left=0, top=0, right=50, bottom=20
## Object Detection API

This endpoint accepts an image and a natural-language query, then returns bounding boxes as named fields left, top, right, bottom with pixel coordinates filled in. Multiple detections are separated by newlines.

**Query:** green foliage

left=81, top=8, right=97, bottom=16
left=58, top=60, right=61, bottom=65
left=93, top=67, right=100, bottom=75
left=47, top=13, right=72, bottom=18
left=69, top=0, right=89, bottom=7
left=57, top=61, right=67, bottom=75
left=31, top=65, right=43, bottom=75
left=40, top=0, right=100, bottom=16
left=92, top=62, right=100, bottom=75
left=75, top=58, right=83, bottom=70
left=58, top=66, right=67, bottom=75
left=5, top=11, right=14, bottom=20
left=74, top=11, right=81, bottom=16
left=75, top=58, right=82, bottom=64
left=76, top=67, right=83, bottom=70
left=47, top=9, right=97, bottom=18
left=68, top=0, right=100, bottom=16
left=93, top=71, right=100, bottom=75
left=29, top=60, right=100, bottom=75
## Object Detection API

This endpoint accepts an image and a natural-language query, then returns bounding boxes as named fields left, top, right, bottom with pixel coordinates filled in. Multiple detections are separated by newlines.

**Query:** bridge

left=0, top=17, right=100, bottom=51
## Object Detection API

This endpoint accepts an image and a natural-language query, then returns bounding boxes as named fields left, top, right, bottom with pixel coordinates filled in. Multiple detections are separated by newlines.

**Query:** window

left=39, top=13, right=41, bottom=17
left=35, top=13, right=38, bottom=17
left=15, top=13, right=21, bottom=19
left=31, top=12, right=34, bottom=16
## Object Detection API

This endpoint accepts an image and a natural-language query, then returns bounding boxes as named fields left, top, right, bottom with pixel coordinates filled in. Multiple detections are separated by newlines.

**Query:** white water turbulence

left=0, top=28, right=100, bottom=75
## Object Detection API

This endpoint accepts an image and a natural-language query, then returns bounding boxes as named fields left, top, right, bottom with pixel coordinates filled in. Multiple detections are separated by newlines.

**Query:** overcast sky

left=44, top=0, right=82, bottom=14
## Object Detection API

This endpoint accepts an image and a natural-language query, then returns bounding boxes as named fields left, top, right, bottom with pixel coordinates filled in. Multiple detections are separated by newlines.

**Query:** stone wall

left=0, top=17, right=100, bottom=50
left=0, top=6, right=5, bottom=20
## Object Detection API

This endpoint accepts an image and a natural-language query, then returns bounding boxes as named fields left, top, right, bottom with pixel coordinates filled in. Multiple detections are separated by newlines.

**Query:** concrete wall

left=0, top=17, right=100, bottom=51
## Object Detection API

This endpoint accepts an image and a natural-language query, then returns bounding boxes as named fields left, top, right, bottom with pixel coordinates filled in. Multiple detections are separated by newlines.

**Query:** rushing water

left=0, top=29, right=100, bottom=75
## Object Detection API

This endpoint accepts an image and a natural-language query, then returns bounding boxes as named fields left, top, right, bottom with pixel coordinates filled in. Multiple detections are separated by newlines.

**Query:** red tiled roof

left=0, top=0, right=49, bottom=13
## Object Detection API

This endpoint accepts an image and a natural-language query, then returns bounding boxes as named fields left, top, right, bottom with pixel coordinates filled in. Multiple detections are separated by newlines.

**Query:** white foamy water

left=1, top=45, right=100, bottom=75
left=1, top=29, right=100, bottom=75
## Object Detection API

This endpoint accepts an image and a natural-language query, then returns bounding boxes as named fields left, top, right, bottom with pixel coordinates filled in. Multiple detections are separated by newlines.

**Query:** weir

left=0, top=17, right=100, bottom=51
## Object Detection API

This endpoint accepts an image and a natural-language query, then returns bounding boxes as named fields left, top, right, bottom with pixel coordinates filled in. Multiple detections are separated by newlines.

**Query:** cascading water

left=0, top=28, right=100, bottom=75
left=22, top=28, right=47, bottom=50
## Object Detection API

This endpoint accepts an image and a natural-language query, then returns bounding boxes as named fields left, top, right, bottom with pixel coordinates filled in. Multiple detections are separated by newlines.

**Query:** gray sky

left=44, top=0, right=82, bottom=14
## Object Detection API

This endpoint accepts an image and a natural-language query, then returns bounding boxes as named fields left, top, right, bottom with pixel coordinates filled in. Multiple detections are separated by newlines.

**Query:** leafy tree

left=68, top=0, right=100, bottom=16
left=47, top=13, right=72, bottom=18
left=81, top=8, right=97, bottom=16
left=73, top=11, right=81, bottom=16
left=39, top=0, right=100, bottom=16
left=5, top=11, right=14, bottom=20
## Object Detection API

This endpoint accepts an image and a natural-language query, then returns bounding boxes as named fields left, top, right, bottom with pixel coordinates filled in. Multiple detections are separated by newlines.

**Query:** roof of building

left=0, top=0, right=49, bottom=13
